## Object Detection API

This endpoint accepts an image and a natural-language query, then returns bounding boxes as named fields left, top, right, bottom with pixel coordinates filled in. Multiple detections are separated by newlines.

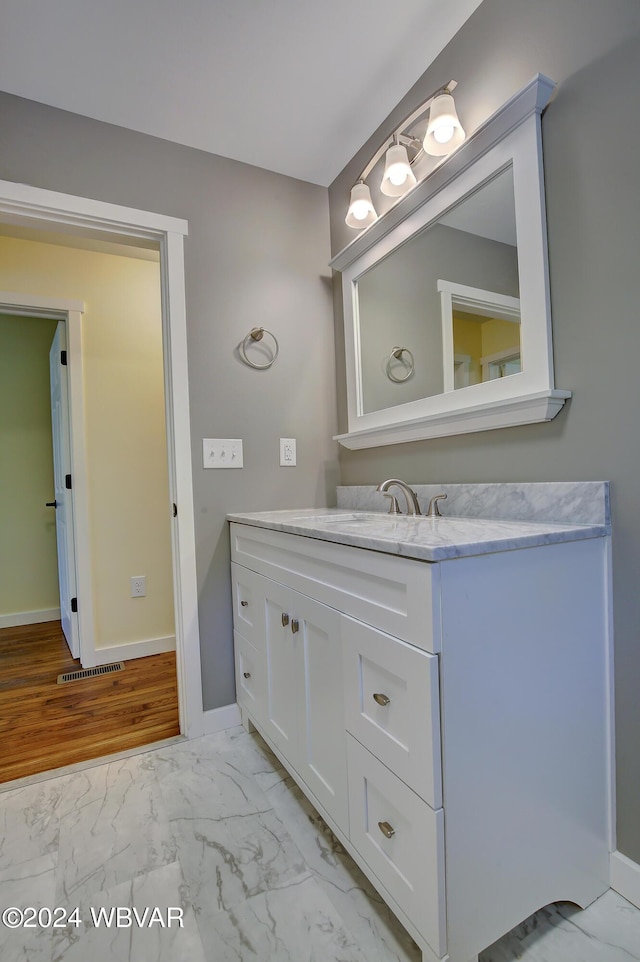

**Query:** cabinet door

left=262, top=578, right=299, bottom=761
left=234, top=630, right=265, bottom=727
left=232, top=565, right=348, bottom=833
left=293, top=593, right=348, bottom=832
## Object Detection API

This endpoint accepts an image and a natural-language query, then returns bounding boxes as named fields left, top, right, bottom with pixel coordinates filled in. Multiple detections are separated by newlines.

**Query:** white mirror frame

left=331, top=75, right=570, bottom=449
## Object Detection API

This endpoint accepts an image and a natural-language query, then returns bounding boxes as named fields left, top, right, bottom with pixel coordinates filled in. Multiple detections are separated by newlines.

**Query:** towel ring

left=240, top=327, right=279, bottom=369
left=386, top=346, right=414, bottom=382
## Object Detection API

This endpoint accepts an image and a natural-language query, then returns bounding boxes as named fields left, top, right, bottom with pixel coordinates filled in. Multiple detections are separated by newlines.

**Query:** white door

left=49, top=322, right=79, bottom=658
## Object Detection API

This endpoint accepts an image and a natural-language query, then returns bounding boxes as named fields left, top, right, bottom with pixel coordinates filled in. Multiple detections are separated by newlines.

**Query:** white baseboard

left=611, top=850, right=640, bottom=910
left=92, top=635, right=176, bottom=666
left=0, top=608, right=61, bottom=629
left=201, top=703, right=242, bottom=735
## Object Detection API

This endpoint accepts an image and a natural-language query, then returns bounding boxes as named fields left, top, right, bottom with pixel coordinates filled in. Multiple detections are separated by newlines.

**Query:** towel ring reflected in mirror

left=386, top=346, right=415, bottom=382
left=240, top=327, right=279, bottom=369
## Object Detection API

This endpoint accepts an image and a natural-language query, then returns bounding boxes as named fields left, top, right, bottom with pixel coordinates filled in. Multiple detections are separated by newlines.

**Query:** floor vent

left=57, top=662, right=125, bottom=684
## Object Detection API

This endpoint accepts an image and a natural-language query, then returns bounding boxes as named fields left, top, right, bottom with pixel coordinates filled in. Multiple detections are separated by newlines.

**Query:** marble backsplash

left=337, top=481, right=611, bottom=527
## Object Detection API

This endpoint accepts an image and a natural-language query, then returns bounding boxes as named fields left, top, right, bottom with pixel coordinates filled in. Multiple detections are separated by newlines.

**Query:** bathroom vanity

left=228, top=495, right=612, bottom=962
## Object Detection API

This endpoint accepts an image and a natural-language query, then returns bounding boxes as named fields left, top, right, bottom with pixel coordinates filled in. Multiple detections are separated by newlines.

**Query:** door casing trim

left=0, top=179, right=204, bottom=738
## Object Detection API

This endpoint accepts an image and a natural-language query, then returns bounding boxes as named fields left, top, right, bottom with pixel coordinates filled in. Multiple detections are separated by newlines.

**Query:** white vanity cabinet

left=229, top=520, right=612, bottom=962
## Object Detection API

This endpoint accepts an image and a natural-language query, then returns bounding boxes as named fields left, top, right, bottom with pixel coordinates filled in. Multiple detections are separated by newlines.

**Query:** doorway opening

left=0, top=259, right=181, bottom=781
left=0, top=179, right=204, bottom=783
left=0, top=311, right=63, bottom=637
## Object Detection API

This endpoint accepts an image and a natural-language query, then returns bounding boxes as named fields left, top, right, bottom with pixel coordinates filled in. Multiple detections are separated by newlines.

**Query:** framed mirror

left=331, top=75, right=570, bottom=449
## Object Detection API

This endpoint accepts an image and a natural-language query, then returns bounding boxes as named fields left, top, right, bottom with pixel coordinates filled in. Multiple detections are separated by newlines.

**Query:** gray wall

left=0, top=92, right=338, bottom=710
left=329, top=0, right=640, bottom=863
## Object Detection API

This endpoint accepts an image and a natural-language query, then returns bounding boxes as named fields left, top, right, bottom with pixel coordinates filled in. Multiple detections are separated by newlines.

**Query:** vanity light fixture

left=380, top=140, right=417, bottom=197
left=424, top=90, right=466, bottom=154
left=345, top=181, right=378, bottom=229
left=345, top=80, right=465, bottom=228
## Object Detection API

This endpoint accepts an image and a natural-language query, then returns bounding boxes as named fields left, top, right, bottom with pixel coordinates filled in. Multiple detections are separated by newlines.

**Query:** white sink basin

left=290, top=512, right=436, bottom=528
left=295, top=513, right=388, bottom=524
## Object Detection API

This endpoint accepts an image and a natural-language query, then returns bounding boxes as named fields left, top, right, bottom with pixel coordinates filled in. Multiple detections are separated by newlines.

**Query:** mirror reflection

left=441, top=279, right=521, bottom=391
left=452, top=307, right=521, bottom=388
left=356, top=166, right=520, bottom=415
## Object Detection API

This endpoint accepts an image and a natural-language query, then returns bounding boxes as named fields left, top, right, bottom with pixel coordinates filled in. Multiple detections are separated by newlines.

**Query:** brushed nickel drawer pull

left=282, top=613, right=289, bottom=626
left=378, top=820, right=395, bottom=839
left=291, top=619, right=300, bottom=633
left=243, top=671, right=251, bottom=679
left=240, top=600, right=249, bottom=607
left=373, top=692, right=391, bottom=706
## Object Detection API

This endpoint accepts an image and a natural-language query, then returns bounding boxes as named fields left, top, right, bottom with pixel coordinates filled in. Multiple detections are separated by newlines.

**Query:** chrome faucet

left=376, top=479, right=422, bottom=516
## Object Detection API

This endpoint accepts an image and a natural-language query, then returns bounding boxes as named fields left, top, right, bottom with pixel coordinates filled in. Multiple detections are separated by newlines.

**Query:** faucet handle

left=427, top=493, right=447, bottom=518
left=383, top=493, right=402, bottom=515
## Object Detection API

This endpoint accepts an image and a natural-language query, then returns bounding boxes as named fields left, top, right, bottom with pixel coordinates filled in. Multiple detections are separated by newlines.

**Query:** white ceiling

left=0, top=0, right=482, bottom=187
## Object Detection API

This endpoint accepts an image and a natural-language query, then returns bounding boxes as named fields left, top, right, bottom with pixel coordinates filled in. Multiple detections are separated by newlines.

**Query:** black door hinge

left=61, top=350, right=68, bottom=365
left=71, top=597, right=78, bottom=613
left=65, top=474, right=72, bottom=489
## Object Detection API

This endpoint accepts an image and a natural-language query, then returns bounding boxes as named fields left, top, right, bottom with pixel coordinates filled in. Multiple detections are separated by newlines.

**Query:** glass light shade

left=345, top=182, right=378, bottom=229
left=423, top=92, right=466, bottom=156
left=380, top=143, right=417, bottom=197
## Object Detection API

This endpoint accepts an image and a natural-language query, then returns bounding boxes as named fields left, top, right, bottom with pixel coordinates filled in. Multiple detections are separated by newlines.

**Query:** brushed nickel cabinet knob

left=373, top=692, right=391, bottom=706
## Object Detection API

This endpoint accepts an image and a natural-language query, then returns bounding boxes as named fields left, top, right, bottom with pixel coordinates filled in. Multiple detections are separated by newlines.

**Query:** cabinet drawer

left=234, top=631, right=264, bottom=723
left=347, top=735, right=446, bottom=959
left=343, top=617, right=442, bottom=808
left=231, top=562, right=264, bottom=649
left=230, top=523, right=439, bottom=651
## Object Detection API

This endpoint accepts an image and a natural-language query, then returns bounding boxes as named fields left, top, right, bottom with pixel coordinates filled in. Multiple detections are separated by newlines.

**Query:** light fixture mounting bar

left=357, top=80, right=457, bottom=182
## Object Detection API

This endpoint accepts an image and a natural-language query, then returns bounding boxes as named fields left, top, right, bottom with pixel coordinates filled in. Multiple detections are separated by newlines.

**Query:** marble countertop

left=227, top=507, right=608, bottom=562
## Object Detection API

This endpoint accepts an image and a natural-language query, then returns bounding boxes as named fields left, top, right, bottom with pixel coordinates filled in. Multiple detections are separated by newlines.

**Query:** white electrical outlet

left=131, top=576, right=146, bottom=597
left=203, top=438, right=244, bottom=469
left=279, top=438, right=297, bottom=466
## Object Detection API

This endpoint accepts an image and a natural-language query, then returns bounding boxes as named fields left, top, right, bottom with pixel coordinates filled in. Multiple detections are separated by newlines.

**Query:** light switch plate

left=203, top=438, right=244, bottom=468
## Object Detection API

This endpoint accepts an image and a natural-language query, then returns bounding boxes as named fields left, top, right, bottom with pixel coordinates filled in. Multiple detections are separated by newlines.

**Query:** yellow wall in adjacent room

left=0, top=314, right=60, bottom=617
left=0, top=235, right=174, bottom=652
left=481, top=317, right=521, bottom=357
left=452, top=313, right=483, bottom=384
left=453, top=312, right=521, bottom=384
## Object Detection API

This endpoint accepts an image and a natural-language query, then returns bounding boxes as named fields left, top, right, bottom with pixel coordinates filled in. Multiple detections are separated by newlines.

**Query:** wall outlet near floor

left=280, top=438, right=297, bottom=466
left=203, top=438, right=244, bottom=468
left=131, top=576, right=146, bottom=598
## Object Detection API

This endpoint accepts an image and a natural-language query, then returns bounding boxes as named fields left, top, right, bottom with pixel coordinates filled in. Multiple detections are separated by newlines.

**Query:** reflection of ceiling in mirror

left=439, top=169, right=516, bottom=247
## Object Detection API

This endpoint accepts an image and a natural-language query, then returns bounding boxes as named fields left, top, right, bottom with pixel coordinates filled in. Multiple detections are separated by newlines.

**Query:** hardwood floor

left=0, top=620, right=180, bottom=783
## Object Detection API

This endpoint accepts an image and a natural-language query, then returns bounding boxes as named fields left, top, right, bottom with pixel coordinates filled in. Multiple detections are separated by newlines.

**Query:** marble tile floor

left=0, top=726, right=638, bottom=962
